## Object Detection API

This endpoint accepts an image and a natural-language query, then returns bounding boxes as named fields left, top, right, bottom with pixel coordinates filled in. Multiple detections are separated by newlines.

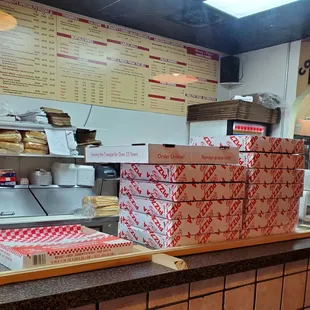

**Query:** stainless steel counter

left=30, top=187, right=94, bottom=215
left=0, top=188, right=46, bottom=217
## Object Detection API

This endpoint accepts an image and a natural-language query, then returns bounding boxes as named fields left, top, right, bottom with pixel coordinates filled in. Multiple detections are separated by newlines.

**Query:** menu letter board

left=0, top=0, right=219, bottom=116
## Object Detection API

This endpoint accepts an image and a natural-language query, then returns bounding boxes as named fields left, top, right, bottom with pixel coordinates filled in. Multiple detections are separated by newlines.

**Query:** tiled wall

left=71, top=259, right=310, bottom=310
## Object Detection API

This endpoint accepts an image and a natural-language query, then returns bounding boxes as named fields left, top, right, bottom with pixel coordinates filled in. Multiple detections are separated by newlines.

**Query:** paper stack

left=118, top=161, right=246, bottom=248
left=190, top=136, right=305, bottom=238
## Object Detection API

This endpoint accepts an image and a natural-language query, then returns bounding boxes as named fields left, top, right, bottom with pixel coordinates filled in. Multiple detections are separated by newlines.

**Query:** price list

left=56, top=14, right=107, bottom=105
left=0, top=0, right=57, bottom=98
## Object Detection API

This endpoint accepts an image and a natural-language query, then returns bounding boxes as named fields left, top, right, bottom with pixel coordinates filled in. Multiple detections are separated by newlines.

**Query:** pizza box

left=121, top=163, right=246, bottom=183
left=120, top=179, right=246, bottom=201
left=190, top=136, right=304, bottom=154
left=85, top=144, right=239, bottom=164
left=119, top=195, right=243, bottom=219
left=0, top=225, right=133, bottom=270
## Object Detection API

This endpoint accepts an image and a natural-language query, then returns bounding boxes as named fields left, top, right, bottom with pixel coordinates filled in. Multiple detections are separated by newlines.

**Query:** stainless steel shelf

left=0, top=153, right=84, bottom=158
left=0, top=121, right=77, bottom=132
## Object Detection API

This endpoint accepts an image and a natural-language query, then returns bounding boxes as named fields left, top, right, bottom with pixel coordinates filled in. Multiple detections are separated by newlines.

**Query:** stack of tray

left=187, top=100, right=281, bottom=124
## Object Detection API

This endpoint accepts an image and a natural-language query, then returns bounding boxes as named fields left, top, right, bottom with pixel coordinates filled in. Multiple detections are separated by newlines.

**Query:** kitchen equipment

left=77, top=165, right=95, bottom=187
left=0, top=188, right=46, bottom=218
left=94, top=166, right=118, bottom=196
left=30, top=170, right=52, bottom=186
left=51, top=163, right=77, bottom=186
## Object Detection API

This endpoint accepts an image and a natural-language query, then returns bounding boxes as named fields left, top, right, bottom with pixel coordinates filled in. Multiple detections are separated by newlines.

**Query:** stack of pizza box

left=191, top=136, right=305, bottom=239
left=118, top=160, right=246, bottom=248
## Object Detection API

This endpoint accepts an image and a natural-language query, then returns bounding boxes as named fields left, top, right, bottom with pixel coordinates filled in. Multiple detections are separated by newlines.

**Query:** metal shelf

left=0, top=121, right=76, bottom=132
left=0, top=153, right=84, bottom=159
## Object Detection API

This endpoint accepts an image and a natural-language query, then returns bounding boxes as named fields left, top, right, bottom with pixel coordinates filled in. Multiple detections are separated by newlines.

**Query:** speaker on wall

left=220, top=56, right=240, bottom=83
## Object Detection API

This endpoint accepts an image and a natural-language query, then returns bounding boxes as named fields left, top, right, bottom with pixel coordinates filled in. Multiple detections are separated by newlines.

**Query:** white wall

left=0, top=94, right=189, bottom=145
left=229, top=42, right=301, bottom=138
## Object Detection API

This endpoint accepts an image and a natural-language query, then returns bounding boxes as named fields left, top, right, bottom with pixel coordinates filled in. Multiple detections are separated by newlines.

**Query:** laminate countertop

left=1, top=238, right=310, bottom=309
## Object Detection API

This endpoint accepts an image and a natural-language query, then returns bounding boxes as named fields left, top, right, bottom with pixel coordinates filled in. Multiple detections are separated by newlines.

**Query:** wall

left=0, top=94, right=189, bottom=145
left=229, top=41, right=301, bottom=138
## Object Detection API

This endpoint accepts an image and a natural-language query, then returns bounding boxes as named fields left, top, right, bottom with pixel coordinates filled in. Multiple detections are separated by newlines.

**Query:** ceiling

left=34, top=0, right=310, bottom=55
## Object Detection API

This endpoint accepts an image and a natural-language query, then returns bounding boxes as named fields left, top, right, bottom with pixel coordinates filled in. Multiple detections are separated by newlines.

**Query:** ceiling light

left=203, top=0, right=299, bottom=18
left=0, top=10, right=17, bottom=31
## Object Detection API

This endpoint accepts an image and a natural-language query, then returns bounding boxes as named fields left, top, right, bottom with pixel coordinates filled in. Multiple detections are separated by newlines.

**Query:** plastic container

left=30, top=170, right=52, bottom=186
left=52, top=163, right=77, bottom=186
left=77, top=165, right=95, bottom=187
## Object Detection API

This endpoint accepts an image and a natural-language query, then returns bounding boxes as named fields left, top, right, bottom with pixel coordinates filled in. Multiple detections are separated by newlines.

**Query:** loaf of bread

left=24, top=142, right=49, bottom=152
left=0, top=141, right=24, bottom=153
left=82, top=196, right=118, bottom=208
left=23, top=137, right=47, bottom=145
left=0, top=130, right=22, bottom=143
left=23, top=131, right=47, bottom=142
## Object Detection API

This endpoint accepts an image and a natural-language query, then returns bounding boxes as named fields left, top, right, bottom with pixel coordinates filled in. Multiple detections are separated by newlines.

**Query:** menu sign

left=0, top=0, right=219, bottom=116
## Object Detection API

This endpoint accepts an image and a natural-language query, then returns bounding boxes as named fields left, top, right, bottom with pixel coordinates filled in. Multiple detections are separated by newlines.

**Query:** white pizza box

left=119, top=195, right=243, bottom=219
left=85, top=144, right=239, bottom=164
left=121, top=164, right=246, bottom=183
left=243, top=198, right=300, bottom=214
left=239, top=153, right=304, bottom=169
left=246, top=183, right=303, bottom=200
left=0, top=225, right=132, bottom=270
left=241, top=224, right=296, bottom=239
left=120, top=179, right=246, bottom=202
left=118, top=222, right=239, bottom=249
left=120, top=209, right=242, bottom=236
left=242, top=209, right=298, bottom=230
left=190, top=136, right=304, bottom=154
left=246, top=168, right=304, bottom=184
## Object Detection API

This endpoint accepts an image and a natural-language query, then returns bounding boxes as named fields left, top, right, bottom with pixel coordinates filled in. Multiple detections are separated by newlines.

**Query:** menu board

left=0, top=0, right=57, bottom=98
left=106, top=26, right=149, bottom=110
left=185, top=47, right=218, bottom=106
left=0, top=0, right=219, bottom=116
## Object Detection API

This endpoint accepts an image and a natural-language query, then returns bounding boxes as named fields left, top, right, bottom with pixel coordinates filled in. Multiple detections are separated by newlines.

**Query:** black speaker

left=220, top=56, right=240, bottom=83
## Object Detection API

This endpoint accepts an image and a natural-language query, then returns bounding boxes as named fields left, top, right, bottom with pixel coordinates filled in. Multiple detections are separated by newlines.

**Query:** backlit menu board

left=0, top=0, right=219, bottom=116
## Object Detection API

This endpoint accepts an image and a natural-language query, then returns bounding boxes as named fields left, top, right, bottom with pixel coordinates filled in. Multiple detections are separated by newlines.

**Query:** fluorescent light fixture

left=203, top=0, right=299, bottom=18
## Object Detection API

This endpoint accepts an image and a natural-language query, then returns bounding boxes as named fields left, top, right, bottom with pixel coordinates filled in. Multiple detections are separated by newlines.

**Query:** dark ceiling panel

left=33, top=0, right=310, bottom=54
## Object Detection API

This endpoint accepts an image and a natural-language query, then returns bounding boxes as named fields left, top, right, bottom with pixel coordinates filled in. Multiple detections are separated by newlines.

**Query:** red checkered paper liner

left=0, top=225, right=132, bottom=270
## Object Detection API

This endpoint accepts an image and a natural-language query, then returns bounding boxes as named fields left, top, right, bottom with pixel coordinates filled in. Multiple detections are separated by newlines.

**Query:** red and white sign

left=239, top=153, right=304, bottom=169
left=119, top=195, right=243, bottom=219
left=243, top=198, right=300, bottom=214
left=190, top=136, right=304, bottom=154
left=120, top=179, right=246, bottom=202
left=242, top=210, right=299, bottom=230
left=85, top=144, right=239, bottom=164
left=0, top=225, right=132, bottom=270
left=118, top=223, right=239, bottom=249
left=119, top=209, right=242, bottom=236
left=121, top=163, right=246, bottom=183
left=246, top=168, right=305, bottom=184
left=246, top=183, right=303, bottom=199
